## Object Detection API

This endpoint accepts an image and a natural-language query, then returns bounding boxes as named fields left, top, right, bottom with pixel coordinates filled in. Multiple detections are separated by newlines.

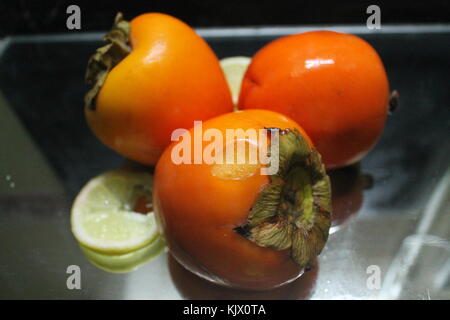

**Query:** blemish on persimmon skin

left=211, top=141, right=262, bottom=180
left=211, top=162, right=260, bottom=180
left=248, top=76, right=261, bottom=87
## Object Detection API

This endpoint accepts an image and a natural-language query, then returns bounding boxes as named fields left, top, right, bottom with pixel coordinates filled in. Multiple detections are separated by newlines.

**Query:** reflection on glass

left=168, top=254, right=318, bottom=300
left=380, top=168, right=450, bottom=299
left=328, top=163, right=373, bottom=233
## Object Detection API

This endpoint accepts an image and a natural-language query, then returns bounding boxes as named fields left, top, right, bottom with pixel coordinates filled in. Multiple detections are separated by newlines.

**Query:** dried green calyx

left=234, top=129, right=332, bottom=268
left=84, top=12, right=131, bottom=110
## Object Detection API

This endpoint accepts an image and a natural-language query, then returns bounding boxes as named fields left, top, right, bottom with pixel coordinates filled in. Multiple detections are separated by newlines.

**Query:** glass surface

left=0, top=25, right=449, bottom=299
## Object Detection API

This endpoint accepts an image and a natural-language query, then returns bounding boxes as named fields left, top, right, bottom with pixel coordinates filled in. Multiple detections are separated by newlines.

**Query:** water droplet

left=324, top=288, right=329, bottom=293
left=10, top=182, right=15, bottom=189
left=5, top=174, right=11, bottom=181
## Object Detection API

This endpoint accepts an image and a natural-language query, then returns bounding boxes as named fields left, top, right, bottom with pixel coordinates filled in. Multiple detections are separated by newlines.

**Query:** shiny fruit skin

left=154, top=110, right=310, bottom=290
left=238, top=31, right=390, bottom=169
left=86, top=13, right=233, bottom=165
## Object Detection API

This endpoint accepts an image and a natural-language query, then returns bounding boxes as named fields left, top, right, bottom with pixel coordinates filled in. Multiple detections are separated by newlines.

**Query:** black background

left=0, top=0, right=450, bottom=36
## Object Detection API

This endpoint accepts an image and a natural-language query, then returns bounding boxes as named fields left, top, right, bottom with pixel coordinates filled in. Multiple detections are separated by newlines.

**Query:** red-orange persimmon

left=154, top=110, right=331, bottom=290
left=239, top=31, right=390, bottom=169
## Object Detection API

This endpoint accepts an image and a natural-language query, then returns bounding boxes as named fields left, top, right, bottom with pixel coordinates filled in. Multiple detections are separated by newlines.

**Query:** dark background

left=1, top=0, right=450, bottom=36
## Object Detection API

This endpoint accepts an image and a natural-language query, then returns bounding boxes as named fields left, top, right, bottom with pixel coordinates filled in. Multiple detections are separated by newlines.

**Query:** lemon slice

left=220, top=56, right=251, bottom=106
left=80, top=236, right=166, bottom=273
left=71, top=168, right=157, bottom=254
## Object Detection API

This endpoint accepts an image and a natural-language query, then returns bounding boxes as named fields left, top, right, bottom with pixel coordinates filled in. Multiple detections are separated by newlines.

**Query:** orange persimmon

left=84, top=13, right=233, bottom=165
left=153, top=110, right=331, bottom=290
left=238, top=31, right=390, bottom=169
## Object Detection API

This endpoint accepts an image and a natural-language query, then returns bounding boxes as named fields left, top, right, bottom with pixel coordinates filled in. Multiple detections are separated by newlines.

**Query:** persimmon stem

left=84, top=12, right=131, bottom=110
left=389, top=89, right=399, bottom=114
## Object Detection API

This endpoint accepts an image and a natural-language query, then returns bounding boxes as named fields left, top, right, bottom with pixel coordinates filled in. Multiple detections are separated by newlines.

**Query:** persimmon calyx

left=84, top=12, right=131, bottom=110
left=235, top=129, right=332, bottom=268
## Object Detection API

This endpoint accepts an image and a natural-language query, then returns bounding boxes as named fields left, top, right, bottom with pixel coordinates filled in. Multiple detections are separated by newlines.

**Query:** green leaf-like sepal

left=246, top=177, right=283, bottom=226
left=248, top=221, right=293, bottom=250
left=84, top=12, right=131, bottom=110
left=235, top=129, right=332, bottom=269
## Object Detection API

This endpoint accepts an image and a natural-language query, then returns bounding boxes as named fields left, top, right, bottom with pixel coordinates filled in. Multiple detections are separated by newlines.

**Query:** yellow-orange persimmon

left=239, top=31, right=390, bottom=169
left=85, top=13, right=233, bottom=165
left=153, top=110, right=331, bottom=290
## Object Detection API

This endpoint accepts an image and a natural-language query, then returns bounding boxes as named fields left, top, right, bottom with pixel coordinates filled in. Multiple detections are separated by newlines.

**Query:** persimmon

left=238, top=31, right=390, bottom=169
left=153, top=110, right=331, bottom=290
left=84, top=13, right=233, bottom=165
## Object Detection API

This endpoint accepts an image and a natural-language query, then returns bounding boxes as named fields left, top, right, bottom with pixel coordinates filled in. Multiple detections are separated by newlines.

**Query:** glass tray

left=0, top=24, right=449, bottom=299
